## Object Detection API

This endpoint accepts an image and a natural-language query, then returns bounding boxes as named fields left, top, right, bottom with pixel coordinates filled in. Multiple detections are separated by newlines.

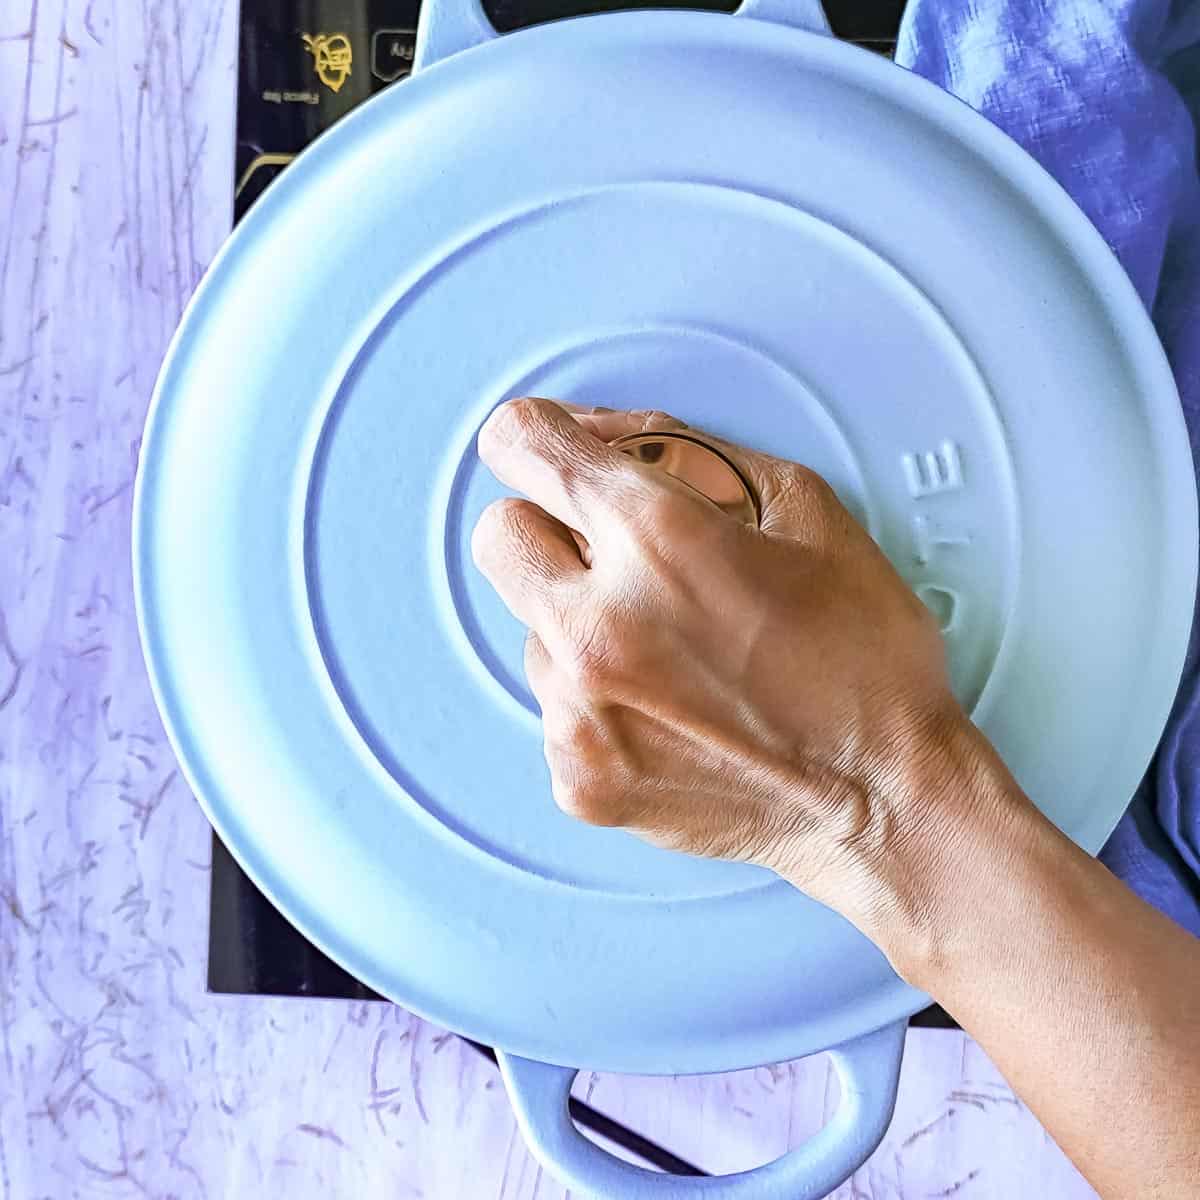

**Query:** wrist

left=783, top=711, right=1049, bottom=987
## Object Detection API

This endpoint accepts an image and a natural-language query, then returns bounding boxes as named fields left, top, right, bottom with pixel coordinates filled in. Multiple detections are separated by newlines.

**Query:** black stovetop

left=213, top=0, right=956, bottom=1040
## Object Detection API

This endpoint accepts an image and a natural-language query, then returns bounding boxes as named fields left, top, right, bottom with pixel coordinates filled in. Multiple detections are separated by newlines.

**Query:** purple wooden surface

left=0, top=2, right=1099, bottom=1196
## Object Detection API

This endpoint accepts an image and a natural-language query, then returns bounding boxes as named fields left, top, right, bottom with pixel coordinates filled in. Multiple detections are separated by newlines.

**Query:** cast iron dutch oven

left=133, top=1, right=1197, bottom=1195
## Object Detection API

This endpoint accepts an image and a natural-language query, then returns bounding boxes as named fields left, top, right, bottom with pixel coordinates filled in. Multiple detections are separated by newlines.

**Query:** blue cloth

left=895, top=0, right=1200, bottom=935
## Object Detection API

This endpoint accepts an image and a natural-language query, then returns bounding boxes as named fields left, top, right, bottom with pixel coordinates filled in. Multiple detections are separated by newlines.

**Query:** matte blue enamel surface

left=134, top=0, right=1196, bottom=1151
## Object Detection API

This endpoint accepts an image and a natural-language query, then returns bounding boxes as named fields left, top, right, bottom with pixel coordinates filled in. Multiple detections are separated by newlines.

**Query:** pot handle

left=497, top=1018, right=906, bottom=1199
left=413, top=0, right=830, bottom=73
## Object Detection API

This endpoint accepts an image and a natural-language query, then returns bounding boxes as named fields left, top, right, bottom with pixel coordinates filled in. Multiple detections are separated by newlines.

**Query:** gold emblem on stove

left=302, top=32, right=352, bottom=94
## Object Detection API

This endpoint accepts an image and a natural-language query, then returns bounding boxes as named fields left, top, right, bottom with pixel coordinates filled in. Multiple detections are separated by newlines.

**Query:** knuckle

left=780, top=462, right=834, bottom=503
left=484, top=398, right=592, bottom=500
left=470, top=497, right=527, bottom=566
left=506, top=395, right=547, bottom=437
left=496, top=495, right=535, bottom=536
left=552, top=771, right=616, bottom=826
left=767, top=462, right=843, bottom=534
left=482, top=396, right=548, bottom=452
left=546, top=705, right=592, bottom=754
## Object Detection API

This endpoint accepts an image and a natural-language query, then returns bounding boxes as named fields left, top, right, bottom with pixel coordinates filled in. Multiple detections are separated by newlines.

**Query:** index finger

left=477, top=397, right=651, bottom=535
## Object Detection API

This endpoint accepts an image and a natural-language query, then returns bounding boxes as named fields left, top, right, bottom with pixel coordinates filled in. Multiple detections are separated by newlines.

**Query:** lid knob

left=612, top=432, right=760, bottom=527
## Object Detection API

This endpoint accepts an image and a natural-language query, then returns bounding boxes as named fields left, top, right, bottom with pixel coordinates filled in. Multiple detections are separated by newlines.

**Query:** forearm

left=821, top=724, right=1200, bottom=1200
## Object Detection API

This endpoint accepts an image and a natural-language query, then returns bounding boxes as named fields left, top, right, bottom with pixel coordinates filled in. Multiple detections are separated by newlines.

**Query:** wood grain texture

left=0, top=2, right=1099, bottom=1196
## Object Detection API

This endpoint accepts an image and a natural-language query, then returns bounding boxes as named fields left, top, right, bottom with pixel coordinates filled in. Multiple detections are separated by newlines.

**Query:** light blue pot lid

left=134, top=11, right=1197, bottom=1075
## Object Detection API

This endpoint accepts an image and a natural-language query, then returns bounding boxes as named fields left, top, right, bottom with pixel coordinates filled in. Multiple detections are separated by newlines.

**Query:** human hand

left=475, top=399, right=1200, bottom=1200
left=472, top=398, right=1017, bottom=938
